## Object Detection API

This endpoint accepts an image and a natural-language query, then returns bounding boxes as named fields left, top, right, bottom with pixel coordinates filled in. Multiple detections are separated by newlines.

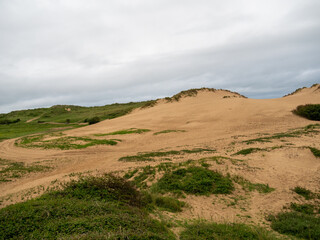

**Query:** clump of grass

left=290, top=203, right=315, bottom=215
left=292, top=186, right=316, bottom=200
left=0, top=174, right=175, bottom=239
left=153, top=195, right=185, bottom=212
left=268, top=212, right=320, bottom=239
left=234, top=148, right=263, bottom=155
left=309, top=147, right=320, bottom=157
left=141, top=100, right=158, bottom=108
left=153, top=129, right=186, bottom=135
left=17, top=135, right=118, bottom=150
left=180, top=222, right=278, bottom=240
left=0, top=159, right=50, bottom=182
left=232, top=176, right=275, bottom=193
left=293, top=104, right=320, bottom=121
left=95, top=128, right=150, bottom=136
left=155, top=166, right=234, bottom=195
left=119, top=148, right=215, bottom=162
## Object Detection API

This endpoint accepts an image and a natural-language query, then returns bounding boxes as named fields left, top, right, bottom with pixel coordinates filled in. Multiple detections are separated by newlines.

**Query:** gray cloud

left=0, top=0, right=319, bottom=113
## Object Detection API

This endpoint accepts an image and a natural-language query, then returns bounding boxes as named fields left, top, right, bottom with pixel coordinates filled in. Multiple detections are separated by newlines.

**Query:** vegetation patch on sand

left=0, top=159, right=51, bottom=182
left=16, top=135, right=118, bottom=150
left=0, top=174, right=175, bottom=239
left=180, top=222, right=278, bottom=240
left=243, top=124, right=320, bottom=144
left=232, top=175, right=275, bottom=193
left=293, top=186, right=319, bottom=200
left=119, top=148, right=215, bottom=162
left=234, top=148, right=263, bottom=155
left=309, top=147, right=320, bottom=158
left=155, top=166, right=234, bottom=195
left=293, top=104, right=320, bottom=121
left=94, top=128, right=150, bottom=136
left=154, top=129, right=186, bottom=135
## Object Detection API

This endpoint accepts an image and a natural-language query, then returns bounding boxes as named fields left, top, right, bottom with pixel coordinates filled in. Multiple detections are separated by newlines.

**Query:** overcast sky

left=0, top=0, right=319, bottom=113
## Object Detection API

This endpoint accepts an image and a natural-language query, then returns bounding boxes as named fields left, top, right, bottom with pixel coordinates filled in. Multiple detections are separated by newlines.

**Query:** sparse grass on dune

left=243, top=124, right=320, bottom=144
left=180, top=222, right=279, bottom=240
left=309, top=147, right=320, bottom=158
left=17, top=135, right=119, bottom=150
left=293, top=104, right=320, bottom=121
left=0, top=158, right=51, bottom=182
left=153, top=129, right=186, bottom=135
left=234, top=148, right=263, bottom=155
left=94, top=128, right=150, bottom=136
left=119, top=148, right=215, bottom=162
left=232, top=175, right=275, bottom=193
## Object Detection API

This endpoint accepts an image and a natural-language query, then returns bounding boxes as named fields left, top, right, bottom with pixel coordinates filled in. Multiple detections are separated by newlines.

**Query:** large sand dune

left=0, top=84, right=319, bottom=224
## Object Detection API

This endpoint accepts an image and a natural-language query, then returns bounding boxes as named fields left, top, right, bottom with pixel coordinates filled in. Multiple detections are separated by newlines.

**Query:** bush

left=293, top=104, right=320, bottom=121
left=0, top=118, right=20, bottom=125
left=87, top=116, right=100, bottom=125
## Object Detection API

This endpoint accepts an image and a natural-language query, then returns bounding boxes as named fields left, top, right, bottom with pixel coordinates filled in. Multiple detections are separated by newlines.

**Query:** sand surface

left=0, top=85, right=319, bottom=224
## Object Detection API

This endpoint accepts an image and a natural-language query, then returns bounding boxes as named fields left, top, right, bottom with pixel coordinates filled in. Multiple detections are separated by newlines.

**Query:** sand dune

left=0, top=84, right=319, bottom=225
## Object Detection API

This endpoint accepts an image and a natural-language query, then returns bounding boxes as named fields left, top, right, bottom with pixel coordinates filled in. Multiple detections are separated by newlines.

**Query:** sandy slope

left=0, top=85, right=319, bottom=224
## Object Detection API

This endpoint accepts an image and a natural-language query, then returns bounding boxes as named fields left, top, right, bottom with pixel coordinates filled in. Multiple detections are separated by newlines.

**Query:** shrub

left=293, top=186, right=314, bottom=200
left=87, top=116, right=100, bottom=125
left=293, top=104, right=320, bottom=121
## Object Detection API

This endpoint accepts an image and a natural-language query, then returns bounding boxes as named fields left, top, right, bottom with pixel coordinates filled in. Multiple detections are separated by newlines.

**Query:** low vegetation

left=0, top=159, right=50, bottom=182
left=234, top=148, right=263, bottom=155
left=243, top=124, right=320, bottom=144
left=154, top=129, right=186, bottom=135
left=232, top=176, right=275, bottom=193
left=155, top=166, right=234, bottom=195
left=17, top=135, right=118, bottom=150
left=292, top=186, right=319, bottom=200
left=293, top=104, right=320, bottom=121
left=309, top=147, right=320, bottom=157
left=119, top=148, right=215, bottom=162
left=180, top=222, right=278, bottom=240
left=0, top=174, right=176, bottom=239
left=95, top=128, right=150, bottom=136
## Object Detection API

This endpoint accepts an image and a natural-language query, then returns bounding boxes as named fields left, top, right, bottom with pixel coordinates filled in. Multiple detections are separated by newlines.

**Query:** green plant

left=309, top=147, right=320, bottom=157
left=0, top=174, right=175, bottom=239
left=87, top=116, right=100, bottom=125
left=290, top=203, right=315, bottom=215
left=155, top=166, right=234, bottom=195
left=293, top=104, right=320, bottom=121
left=180, top=222, right=278, bottom=240
left=232, top=176, right=275, bottom=193
left=119, top=148, right=215, bottom=162
left=153, top=195, right=185, bottom=212
left=234, top=148, right=262, bottom=155
left=95, top=128, right=150, bottom=136
left=292, top=186, right=315, bottom=200
left=153, top=130, right=186, bottom=135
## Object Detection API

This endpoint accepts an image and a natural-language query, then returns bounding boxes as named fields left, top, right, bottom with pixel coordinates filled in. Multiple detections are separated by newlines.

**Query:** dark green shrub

left=87, top=116, right=100, bottom=125
left=293, top=186, right=314, bottom=200
left=309, top=147, right=320, bottom=157
left=154, top=195, right=185, bottom=212
left=293, top=104, right=320, bottom=121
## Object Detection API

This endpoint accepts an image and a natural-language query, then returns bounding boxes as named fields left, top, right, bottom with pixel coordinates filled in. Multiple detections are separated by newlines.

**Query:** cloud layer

left=1, top=0, right=319, bottom=113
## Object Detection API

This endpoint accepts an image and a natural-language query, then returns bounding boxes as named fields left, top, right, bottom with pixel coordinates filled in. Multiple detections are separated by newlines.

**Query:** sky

left=0, top=0, right=319, bottom=113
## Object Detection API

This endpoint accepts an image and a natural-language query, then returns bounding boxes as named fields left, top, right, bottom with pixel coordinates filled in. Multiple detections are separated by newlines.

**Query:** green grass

left=309, top=147, right=320, bottom=157
left=0, top=159, right=51, bottom=182
left=153, top=130, right=186, bottom=135
left=243, top=124, right=320, bottom=144
left=119, top=148, right=215, bottom=162
left=180, top=222, right=278, bottom=240
left=232, top=176, right=275, bottom=193
left=293, top=104, right=320, bottom=121
left=155, top=166, right=234, bottom=195
left=234, top=148, right=263, bottom=155
left=17, top=135, right=118, bottom=150
left=268, top=211, right=320, bottom=239
left=290, top=203, right=316, bottom=215
left=94, top=128, right=150, bottom=136
left=292, top=186, right=317, bottom=200
left=153, top=195, right=186, bottom=212
left=0, top=174, right=175, bottom=239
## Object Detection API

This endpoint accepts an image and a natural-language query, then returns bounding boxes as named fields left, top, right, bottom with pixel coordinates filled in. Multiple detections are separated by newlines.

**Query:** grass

left=17, top=135, right=118, bottom=150
left=293, top=104, right=320, bottom=121
left=290, top=203, right=316, bottom=215
left=153, top=195, right=186, bottom=212
left=232, top=176, right=275, bottom=193
left=0, top=101, right=151, bottom=141
left=0, top=159, right=51, bottom=182
left=180, top=222, right=278, bottom=240
left=268, top=209, right=320, bottom=239
left=94, top=128, right=150, bottom=136
left=154, top=129, right=186, bottom=135
left=234, top=148, right=263, bottom=155
left=292, top=186, right=318, bottom=200
left=243, top=124, right=320, bottom=144
left=0, top=174, right=176, bottom=239
left=155, top=166, right=234, bottom=195
left=119, top=148, right=215, bottom=162
left=309, top=147, right=320, bottom=157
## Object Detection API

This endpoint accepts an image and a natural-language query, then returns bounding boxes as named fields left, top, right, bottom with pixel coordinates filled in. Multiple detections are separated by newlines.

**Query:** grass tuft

left=94, top=128, right=150, bottom=136
left=153, top=129, right=186, bottom=135
left=234, top=148, right=262, bottom=155
left=309, top=147, right=320, bottom=157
